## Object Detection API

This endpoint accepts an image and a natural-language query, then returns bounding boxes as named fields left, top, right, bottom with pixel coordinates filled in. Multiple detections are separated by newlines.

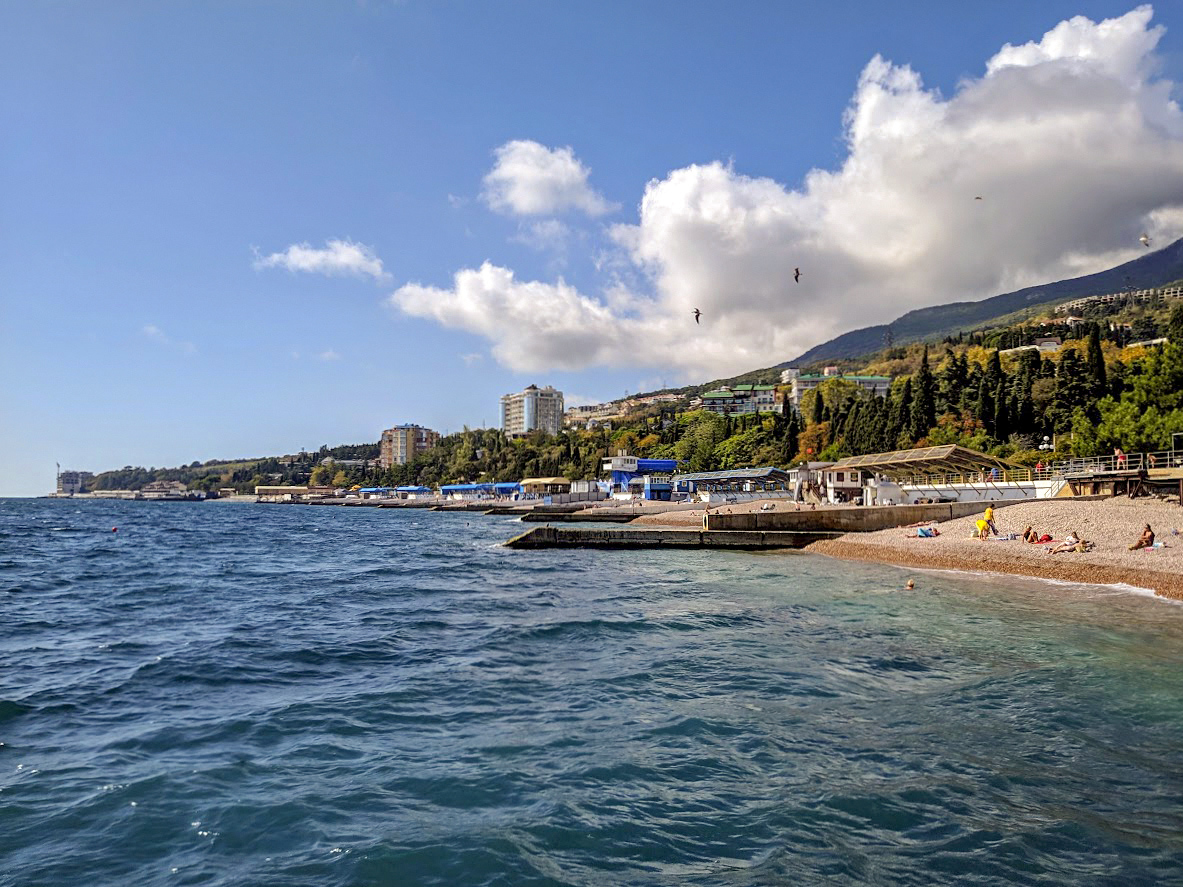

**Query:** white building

left=782, top=367, right=892, bottom=409
left=501, top=384, right=564, bottom=436
left=56, top=470, right=94, bottom=494
left=700, top=384, right=781, bottom=415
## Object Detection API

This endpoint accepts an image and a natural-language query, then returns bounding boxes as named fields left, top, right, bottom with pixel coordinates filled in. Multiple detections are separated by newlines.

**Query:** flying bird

left=974, top=196, right=983, bottom=200
left=693, top=308, right=702, bottom=324
left=1140, top=233, right=1151, bottom=247
left=793, top=267, right=800, bottom=283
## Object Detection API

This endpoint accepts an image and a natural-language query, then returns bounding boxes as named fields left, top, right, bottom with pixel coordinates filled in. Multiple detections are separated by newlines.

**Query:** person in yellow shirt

left=983, top=504, right=998, bottom=537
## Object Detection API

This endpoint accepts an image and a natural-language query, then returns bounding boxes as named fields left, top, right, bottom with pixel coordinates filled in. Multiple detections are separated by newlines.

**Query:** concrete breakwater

left=504, top=526, right=843, bottom=550
left=704, top=500, right=1031, bottom=532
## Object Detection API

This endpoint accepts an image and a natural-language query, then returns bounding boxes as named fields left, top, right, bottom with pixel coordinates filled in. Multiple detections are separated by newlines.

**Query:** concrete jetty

left=703, top=500, right=1030, bottom=532
left=504, top=526, right=843, bottom=550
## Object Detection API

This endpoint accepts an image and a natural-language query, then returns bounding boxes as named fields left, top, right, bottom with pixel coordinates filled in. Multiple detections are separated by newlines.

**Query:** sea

left=2, top=497, right=1182, bottom=887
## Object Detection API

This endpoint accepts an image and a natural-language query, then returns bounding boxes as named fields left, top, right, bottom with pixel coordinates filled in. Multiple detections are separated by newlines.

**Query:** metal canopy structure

left=828, top=445, right=1020, bottom=477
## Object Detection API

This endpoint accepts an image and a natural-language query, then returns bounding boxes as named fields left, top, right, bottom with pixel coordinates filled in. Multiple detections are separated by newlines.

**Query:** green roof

left=798, top=374, right=891, bottom=382
left=702, top=390, right=736, bottom=399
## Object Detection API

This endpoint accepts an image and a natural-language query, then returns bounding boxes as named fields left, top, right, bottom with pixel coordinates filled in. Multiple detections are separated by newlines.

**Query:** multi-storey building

left=379, top=424, right=441, bottom=469
left=501, top=384, right=564, bottom=437
left=780, top=367, right=892, bottom=409
left=700, top=384, right=781, bottom=415
left=56, top=470, right=94, bottom=494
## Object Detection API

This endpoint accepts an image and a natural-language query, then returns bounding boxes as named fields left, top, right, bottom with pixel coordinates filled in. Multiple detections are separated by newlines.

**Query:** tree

left=811, top=389, right=825, bottom=425
left=1086, top=324, right=1107, bottom=396
left=1168, top=301, right=1183, bottom=345
left=910, top=345, right=936, bottom=442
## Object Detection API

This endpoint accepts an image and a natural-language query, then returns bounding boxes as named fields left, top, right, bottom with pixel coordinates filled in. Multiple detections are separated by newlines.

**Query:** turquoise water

left=2, top=498, right=1182, bottom=886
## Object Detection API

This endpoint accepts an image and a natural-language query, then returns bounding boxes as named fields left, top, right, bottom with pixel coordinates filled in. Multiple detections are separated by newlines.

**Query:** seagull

left=693, top=308, right=701, bottom=324
left=1140, top=233, right=1151, bottom=247
left=974, top=196, right=983, bottom=200
left=793, top=267, right=800, bottom=283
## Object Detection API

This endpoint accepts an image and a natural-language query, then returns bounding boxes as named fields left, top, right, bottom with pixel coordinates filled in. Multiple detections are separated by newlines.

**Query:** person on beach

left=905, top=526, right=940, bottom=537
left=1022, top=525, right=1038, bottom=543
left=984, top=504, right=998, bottom=536
left=1114, top=447, right=1127, bottom=468
left=975, top=518, right=990, bottom=540
left=1050, top=531, right=1092, bottom=554
left=1129, top=524, right=1155, bottom=551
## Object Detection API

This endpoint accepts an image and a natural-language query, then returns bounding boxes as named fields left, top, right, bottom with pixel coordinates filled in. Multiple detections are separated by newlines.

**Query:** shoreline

left=804, top=538, right=1183, bottom=600
left=801, top=496, right=1183, bottom=600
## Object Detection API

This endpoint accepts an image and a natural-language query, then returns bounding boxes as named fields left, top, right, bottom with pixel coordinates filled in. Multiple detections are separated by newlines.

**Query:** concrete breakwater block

left=503, top=526, right=844, bottom=550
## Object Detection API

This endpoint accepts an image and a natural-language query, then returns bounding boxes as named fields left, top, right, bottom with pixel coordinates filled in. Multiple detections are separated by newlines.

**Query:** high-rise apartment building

left=379, top=424, right=441, bottom=469
left=500, top=384, right=564, bottom=437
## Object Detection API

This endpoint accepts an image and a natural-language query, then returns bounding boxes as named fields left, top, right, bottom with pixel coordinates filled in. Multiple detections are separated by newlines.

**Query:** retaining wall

left=704, top=499, right=1031, bottom=533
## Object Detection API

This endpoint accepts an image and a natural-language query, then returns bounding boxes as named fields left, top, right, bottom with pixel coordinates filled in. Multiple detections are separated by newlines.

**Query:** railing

left=892, top=449, right=1182, bottom=489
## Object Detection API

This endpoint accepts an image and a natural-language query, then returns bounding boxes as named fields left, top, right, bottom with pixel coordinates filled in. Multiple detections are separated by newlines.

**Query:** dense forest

left=90, top=303, right=1183, bottom=493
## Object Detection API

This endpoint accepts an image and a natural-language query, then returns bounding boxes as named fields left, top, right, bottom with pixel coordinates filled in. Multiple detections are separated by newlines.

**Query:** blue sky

left=3, top=2, right=1182, bottom=496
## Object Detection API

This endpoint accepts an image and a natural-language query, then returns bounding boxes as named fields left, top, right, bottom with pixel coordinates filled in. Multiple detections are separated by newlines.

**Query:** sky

left=3, top=1, right=1183, bottom=496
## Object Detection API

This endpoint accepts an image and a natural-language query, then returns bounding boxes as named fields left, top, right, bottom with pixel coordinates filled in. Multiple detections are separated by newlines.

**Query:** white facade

left=56, top=470, right=93, bottom=494
left=784, top=369, right=892, bottom=408
left=501, top=385, right=564, bottom=436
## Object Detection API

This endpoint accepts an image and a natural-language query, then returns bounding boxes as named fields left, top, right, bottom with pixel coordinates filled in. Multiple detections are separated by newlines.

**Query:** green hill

left=787, top=237, right=1183, bottom=366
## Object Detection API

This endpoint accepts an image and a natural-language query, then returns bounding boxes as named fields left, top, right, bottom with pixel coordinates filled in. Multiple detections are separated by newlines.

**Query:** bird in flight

left=974, top=196, right=983, bottom=200
left=794, top=267, right=801, bottom=283
left=1140, top=233, right=1151, bottom=247
left=693, top=308, right=702, bottom=324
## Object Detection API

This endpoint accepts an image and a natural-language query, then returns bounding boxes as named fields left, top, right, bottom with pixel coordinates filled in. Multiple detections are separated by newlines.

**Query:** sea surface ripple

left=2, top=498, right=1182, bottom=886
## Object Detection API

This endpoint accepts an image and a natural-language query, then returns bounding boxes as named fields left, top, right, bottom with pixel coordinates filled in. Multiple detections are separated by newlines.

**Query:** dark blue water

left=3, top=498, right=1182, bottom=886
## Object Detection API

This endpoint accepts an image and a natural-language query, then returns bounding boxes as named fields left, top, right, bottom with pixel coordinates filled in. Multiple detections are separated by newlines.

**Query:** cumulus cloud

left=317, top=349, right=342, bottom=361
left=393, top=6, right=1183, bottom=378
left=482, top=140, right=617, bottom=217
left=254, top=239, right=388, bottom=280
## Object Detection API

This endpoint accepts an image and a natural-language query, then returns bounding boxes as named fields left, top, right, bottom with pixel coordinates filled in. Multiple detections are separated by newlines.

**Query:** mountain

left=786, top=236, right=1183, bottom=366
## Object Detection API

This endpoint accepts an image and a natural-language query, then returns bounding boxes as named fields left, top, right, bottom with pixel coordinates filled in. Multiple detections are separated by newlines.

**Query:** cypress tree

left=1086, top=324, right=1107, bottom=396
left=811, top=390, right=825, bottom=425
left=977, top=379, right=994, bottom=436
left=911, top=345, right=936, bottom=442
left=993, top=380, right=1009, bottom=441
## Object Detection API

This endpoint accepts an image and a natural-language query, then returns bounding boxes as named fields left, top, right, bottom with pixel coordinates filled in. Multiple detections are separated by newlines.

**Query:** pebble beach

left=632, top=496, right=1183, bottom=599
left=805, top=496, right=1183, bottom=600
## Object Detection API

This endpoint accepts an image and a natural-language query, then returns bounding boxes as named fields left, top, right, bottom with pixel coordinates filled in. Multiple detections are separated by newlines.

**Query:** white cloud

left=317, top=349, right=342, bottom=361
left=392, top=6, right=1183, bottom=378
left=460, top=352, right=484, bottom=366
left=511, top=219, right=572, bottom=252
left=482, top=140, right=617, bottom=217
left=142, top=324, right=196, bottom=354
left=254, top=239, right=388, bottom=280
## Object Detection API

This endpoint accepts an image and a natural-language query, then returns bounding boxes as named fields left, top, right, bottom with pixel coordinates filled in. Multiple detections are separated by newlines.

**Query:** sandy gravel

left=805, top=496, right=1183, bottom=599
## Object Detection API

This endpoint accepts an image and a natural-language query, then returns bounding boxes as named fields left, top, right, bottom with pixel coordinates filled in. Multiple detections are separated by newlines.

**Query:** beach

left=631, top=496, right=1183, bottom=599
left=804, top=496, right=1183, bottom=600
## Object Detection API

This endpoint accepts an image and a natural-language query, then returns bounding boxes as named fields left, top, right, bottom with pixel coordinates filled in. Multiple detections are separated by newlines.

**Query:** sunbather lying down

left=904, top=526, right=940, bottom=537
left=1050, top=532, right=1094, bottom=554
